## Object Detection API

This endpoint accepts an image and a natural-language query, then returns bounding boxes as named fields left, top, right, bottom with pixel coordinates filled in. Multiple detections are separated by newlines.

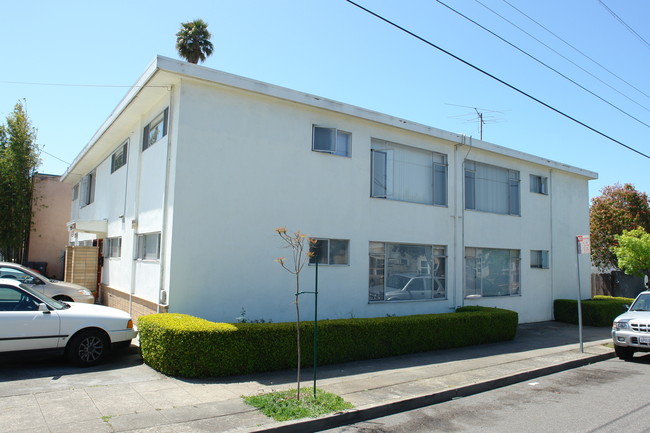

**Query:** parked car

left=612, top=290, right=650, bottom=360
left=371, top=273, right=445, bottom=301
left=0, top=261, right=94, bottom=303
left=0, top=279, right=137, bottom=366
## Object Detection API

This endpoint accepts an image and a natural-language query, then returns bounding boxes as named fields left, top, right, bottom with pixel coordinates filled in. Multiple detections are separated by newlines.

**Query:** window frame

left=465, top=247, right=521, bottom=298
left=136, top=232, right=161, bottom=261
left=142, top=108, right=169, bottom=152
left=309, top=238, right=350, bottom=265
left=111, top=140, right=128, bottom=173
left=80, top=171, right=95, bottom=207
left=370, top=139, right=448, bottom=206
left=104, top=237, right=122, bottom=258
left=312, top=125, right=351, bottom=157
left=369, top=242, right=447, bottom=303
left=529, top=174, right=549, bottom=195
left=464, top=160, right=520, bottom=216
left=530, top=250, right=550, bottom=269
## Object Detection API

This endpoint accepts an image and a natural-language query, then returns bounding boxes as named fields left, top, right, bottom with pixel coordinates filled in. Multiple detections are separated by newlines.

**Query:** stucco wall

left=163, top=79, right=593, bottom=324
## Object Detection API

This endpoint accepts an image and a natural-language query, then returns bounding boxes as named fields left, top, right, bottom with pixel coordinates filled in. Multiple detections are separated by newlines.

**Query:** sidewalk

left=0, top=322, right=613, bottom=433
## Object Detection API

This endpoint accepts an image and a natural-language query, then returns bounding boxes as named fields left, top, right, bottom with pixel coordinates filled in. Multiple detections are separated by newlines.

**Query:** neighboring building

left=26, top=173, right=71, bottom=279
left=61, top=56, right=597, bottom=323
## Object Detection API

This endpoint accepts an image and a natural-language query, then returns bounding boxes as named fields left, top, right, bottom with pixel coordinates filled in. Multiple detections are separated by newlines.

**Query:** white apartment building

left=62, top=56, right=597, bottom=323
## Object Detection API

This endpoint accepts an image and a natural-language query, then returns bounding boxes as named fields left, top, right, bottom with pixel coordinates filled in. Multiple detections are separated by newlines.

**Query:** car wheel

left=53, top=295, right=74, bottom=302
left=614, top=344, right=634, bottom=360
left=66, top=330, right=109, bottom=367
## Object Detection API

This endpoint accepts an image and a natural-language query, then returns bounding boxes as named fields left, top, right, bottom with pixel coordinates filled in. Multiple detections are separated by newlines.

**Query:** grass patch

left=243, top=388, right=353, bottom=421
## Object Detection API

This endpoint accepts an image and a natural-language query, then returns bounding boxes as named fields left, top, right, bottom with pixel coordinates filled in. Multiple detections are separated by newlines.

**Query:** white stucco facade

left=62, top=56, right=597, bottom=324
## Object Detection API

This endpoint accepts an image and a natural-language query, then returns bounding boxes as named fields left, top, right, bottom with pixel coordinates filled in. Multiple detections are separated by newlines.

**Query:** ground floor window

left=309, top=238, right=349, bottom=265
left=530, top=250, right=550, bottom=269
left=465, top=247, right=520, bottom=297
left=104, top=237, right=122, bottom=258
left=136, top=232, right=161, bottom=260
left=369, top=242, right=446, bottom=302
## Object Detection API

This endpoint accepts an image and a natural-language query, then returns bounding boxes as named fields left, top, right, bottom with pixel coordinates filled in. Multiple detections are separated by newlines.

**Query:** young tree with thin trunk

left=274, top=227, right=316, bottom=400
left=0, top=101, right=40, bottom=262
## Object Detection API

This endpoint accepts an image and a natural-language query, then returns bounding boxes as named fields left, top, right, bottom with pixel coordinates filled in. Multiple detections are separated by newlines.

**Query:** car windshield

left=630, top=293, right=650, bottom=311
left=17, top=283, right=68, bottom=310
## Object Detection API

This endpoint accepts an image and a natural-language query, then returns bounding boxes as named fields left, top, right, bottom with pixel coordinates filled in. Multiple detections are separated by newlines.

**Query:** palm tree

left=175, top=19, right=214, bottom=64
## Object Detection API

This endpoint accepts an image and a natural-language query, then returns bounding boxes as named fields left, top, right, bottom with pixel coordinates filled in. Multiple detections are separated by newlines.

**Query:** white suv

left=612, top=291, right=650, bottom=360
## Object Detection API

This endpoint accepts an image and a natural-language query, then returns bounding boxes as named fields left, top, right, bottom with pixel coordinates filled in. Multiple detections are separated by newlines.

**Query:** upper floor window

left=312, top=125, right=351, bottom=157
left=530, top=174, right=548, bottom=195
left=143, top=108, right=169, bottom=151
left=137, top=232, right=161, bottom=260
left=309, top=238, right=350, bottom=265
left=72, top=184, right=79, bottom=201
left=111, top=141, right=128, bottom=173
left=80, top=171, right=95, bottom=207
left=104, top=237, right=122, bottom=258
left=371, top=139, right=447, bottom=206
left=465, top=161, right=520, bottom=216
left=465, top=247, right=520, bottom=297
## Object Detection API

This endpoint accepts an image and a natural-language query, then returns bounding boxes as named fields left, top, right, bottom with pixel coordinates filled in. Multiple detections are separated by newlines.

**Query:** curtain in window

left=371, top=140, right=446, bottom=206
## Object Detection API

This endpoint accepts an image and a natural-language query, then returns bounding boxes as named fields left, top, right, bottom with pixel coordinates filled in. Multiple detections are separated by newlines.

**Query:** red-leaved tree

left=590, top=183, right=650, bottom=271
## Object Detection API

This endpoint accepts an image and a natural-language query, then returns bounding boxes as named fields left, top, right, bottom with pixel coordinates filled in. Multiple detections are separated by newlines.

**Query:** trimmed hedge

left=554, top=296, right=633, bottom=327
left=138, top=306, right=518, bottom=378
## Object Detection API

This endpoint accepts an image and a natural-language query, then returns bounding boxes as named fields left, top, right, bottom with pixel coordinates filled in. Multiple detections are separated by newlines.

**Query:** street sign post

left=576, top=235, right=590, bottom=353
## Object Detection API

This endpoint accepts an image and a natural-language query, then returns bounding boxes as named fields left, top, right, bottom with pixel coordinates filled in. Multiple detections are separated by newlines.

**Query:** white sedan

left=0, top=261, right=95, bottom=303
left=0, top=279, right=137, bottom=366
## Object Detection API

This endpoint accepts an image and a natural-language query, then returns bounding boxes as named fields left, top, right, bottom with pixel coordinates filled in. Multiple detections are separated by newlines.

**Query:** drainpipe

left=454, top=136, right=468, bottom=310
left=129, top=118, right=145, bottom=316
left=157, top=85, right=174, bottom=313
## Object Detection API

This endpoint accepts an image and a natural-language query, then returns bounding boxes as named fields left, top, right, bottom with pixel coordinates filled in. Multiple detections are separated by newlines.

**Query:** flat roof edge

left=63, top=55, right=598, bottom=181
left=155, top=56, right=597, bottom=179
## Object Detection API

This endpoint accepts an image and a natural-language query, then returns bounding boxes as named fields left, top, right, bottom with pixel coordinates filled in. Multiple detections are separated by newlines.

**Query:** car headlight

left=614, top=320, right=631, bottom=330
left=77, top=289, right=92, bottom=296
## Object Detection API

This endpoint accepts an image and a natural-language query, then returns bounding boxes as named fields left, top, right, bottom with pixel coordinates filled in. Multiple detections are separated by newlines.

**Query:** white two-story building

left=62, top=56, right=597, bottom=323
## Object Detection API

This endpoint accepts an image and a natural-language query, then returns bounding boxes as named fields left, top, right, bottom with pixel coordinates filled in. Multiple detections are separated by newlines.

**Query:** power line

left=597, top=0, right=650, bottom=51
left=343, top=0, right=650, bottom=160
left=470, top=0, right=650, bottom=116
left=40, top=149, right=70, bottom=165
left=501, top=0, right=650, bottom=102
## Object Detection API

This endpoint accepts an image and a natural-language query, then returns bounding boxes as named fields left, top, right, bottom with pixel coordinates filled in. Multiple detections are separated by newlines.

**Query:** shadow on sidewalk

left=0, top=344, right=143, bottom=382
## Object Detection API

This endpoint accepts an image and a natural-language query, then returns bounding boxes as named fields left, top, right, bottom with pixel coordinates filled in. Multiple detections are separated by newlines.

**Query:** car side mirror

left=38, top=303, right=50, bottom=313
left=623, top=304, right=630, bottom=311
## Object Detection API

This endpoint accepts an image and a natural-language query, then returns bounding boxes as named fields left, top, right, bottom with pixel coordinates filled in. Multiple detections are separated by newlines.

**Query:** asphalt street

left=324, top=355, right=650, bottom=433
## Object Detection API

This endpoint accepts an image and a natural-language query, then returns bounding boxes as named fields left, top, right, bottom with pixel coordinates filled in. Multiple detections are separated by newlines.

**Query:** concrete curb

left=249, top=350, right=615, bottom=433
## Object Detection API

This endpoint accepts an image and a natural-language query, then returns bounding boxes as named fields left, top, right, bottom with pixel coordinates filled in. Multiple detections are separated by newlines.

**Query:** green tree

left=590, top=183, right=650, bottom=271
left=0, top=101, right=40, bottom=262
left=175, top=19, right=214, bottom=64
left=612, top=228, right=650, bottom=282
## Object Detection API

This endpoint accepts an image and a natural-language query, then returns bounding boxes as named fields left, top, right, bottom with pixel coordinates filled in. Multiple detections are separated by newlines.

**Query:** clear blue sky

left=2, top=0, right=649, bottom=199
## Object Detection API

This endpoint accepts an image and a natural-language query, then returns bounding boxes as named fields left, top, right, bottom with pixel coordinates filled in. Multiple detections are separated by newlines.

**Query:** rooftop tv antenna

left=446, top=103, right=508, bottom=140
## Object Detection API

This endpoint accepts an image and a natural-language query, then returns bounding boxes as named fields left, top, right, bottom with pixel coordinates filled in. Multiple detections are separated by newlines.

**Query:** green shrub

left=139, top=307, right=518, bottom=378
left=554, top=296, right=633, bottom=327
